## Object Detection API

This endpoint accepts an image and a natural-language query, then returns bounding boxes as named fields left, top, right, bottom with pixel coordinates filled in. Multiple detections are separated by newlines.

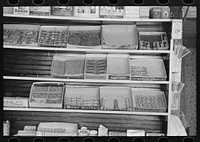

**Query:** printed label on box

left=172, top=20, right=182, bottom=39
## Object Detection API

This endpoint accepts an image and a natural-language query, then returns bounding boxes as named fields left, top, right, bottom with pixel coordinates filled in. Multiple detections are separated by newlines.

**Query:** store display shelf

left=4, top=14, right=174, bottom=22
left=4, top=45, right=171, bottom=54
left=3, top=76, right=170, bottom=84
left=4, top=107, right=169, bottom=116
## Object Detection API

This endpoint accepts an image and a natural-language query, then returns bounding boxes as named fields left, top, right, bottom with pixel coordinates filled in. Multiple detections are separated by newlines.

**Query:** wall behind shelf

left=181, top=18, right=196, bottom=135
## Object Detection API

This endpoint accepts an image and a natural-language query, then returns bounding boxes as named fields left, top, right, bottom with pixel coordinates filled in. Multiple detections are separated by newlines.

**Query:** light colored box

left=29, top=6, right=51, bottom=16
left=4, top=97, right=29, bottom=108
left=51, top=6, right=73, bottom=16
left=99, top=6, right=124, bottom=18
left=102, top=25, right=138, bottom=50
left=124, top=6, right=140, bottom=18
left=74, top=6, right=99, bottom=18
left=100, top=86, right=132, bottom=110
left=107, top=54, right=130, bottom=80
left=3, top=7, right=13, bottom=14
left=13, top=7, right=29, bottom=15
left=139, top=6, right=150, bottom=18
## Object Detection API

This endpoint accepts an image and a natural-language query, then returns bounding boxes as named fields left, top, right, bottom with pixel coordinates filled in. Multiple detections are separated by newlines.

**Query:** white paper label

left=172, top=20, right=182, bottom=39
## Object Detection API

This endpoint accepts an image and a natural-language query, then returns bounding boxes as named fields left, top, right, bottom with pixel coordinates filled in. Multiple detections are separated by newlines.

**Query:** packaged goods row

left=3, top=24, right=169, bottom=50
left=4, top=121, right=165, bottom=136
left=4, top=6, right=172, bottom=19
left=4, top=82, right=168, bottom=112
left=51, top=54, right=167, bottom=81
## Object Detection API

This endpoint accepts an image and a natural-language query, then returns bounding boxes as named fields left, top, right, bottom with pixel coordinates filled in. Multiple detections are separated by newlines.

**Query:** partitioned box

left=129, top=56, right=167, bottom=81
left=139, top=32, right=169, bottom=50
left=3, top=24, right=40, bottom=46
left=100, top=87, right=132, bottom=111
left=51, top=54, right=85, bottom=79
left=29, top=82, right=65, bottom=108
left=13, top=7, right=29, bottom=15
left=3, top=7, right=13, bottom=14
left=51, top=6, right=73, bottom=16
left=84, top=54, right=107, bottom=80
left=67, top=26, right=101, bottom=49
left=102, top=25, right=138, bottom=50
left=64, top=86, right=100, bottom=110
left=131, top=88, right=167, bottom=112
left=124, top=6, right=140, bottom=19
left=99, top=6, right=124, bottom=18
left=29, top=6, right=51, bottom=16
left=38, top=26, right=69, bottom=47
left=74, top=6, right=99, bottom=18
left=107, top=54, right=130, bottom=80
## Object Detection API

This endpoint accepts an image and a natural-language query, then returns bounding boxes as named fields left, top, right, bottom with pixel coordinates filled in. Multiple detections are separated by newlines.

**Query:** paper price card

left=172, top=20, right=182, bottom=39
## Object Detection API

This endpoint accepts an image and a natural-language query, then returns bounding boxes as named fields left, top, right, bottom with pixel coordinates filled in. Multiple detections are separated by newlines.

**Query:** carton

left=99, top=6, right=124, bottom=18
left=74, top=6, right=99, bottom=18
left=102, top=25, right=138, bottom=50
left=68, top=26, right=101, bottom=49
left=64, top=86, right=100, bottom=110
left=139, top=6, right=150, bottom=18
left=4, top=97, right=29, bottom=108
left=107, top=54, right=130, bottom=80
left=29, top=6, right=51, bottom=16
left=13, top=7, right=29, bottom=15
left=51, top=6, right=73, bottom=16
left=124, top=6, right=140, bottom=18
left=100, top=86, right=132, bottom=111
left=84, top=54, right=107, bottom=80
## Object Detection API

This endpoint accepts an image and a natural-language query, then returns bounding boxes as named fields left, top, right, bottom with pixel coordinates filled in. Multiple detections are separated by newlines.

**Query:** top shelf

left=3, top=14, right=176, bottom=22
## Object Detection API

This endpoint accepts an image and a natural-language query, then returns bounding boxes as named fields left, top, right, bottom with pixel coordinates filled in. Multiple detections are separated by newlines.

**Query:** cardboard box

left=68, top=26, right=101, bottom=49
left=127, top=130, right=145, bottom=136
left=161, top=7, right=170, bottom=19
left=3, top=24, right=40, bottom=46
left=129, top=56, right=167, bottom=81
left=107, top=54, right=130, bottom=80
left=3, top=7, right=13, bottom=14
left=84, top=54, right=107, bottom=80
left=64, top=86, right=100, bottom=110
left=29, top=82, right=65, bottom=108
left=51, top=54, right=85, bottom=79
left=38, top=26, right=69, bottom=47
left=109, top=131, right=127, bottom=136
left=100, top=87, right=132, bottom=111
left=139, top=6, right=150, bottom=18
left=51, top=6, right=73, bottom=16
left=13, top=7, right=29, bottom=15
left=102, top=25, right=138, bottom=50
left=4, top=97, right=29, bottom=108
left=74, top=6, right=99, bottom=18
left=124, top=6, right=140, bottom=18
left=99, top=6, right=124, bottom=18
left=139, top=32, right=169, bottom=50
left=29, top=6, right=51, bottom=16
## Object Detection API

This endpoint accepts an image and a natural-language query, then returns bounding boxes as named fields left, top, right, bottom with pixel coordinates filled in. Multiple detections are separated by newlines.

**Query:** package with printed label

left=124, top=6, right=140, bottom=18
left=51, top=6, right=73, bottom=16
left=13, top=7, right=29, bottom=15
left=29, top=6, right=51, bottom=16
left=100, top=6, right=124, bottom=18
left=74, top=6, right=99, bottom=18
left=4, top=97, right=29, bottom=108
left=3, top=7, right=13, bottom=14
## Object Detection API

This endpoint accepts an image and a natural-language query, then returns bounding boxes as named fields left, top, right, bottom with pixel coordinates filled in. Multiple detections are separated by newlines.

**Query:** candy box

left=102, top=25, right=138, bottom=50
left=74, top=6, right=99, bottom=18
left=51, top=6, right=73, bottom=16
left=13, top=7, right=29, bottom=15
left=38, top=26, right=69, bottom=47
left=124, top=6, right=140, bottom=18
left=3, top=7, right=13, bottom=14
left=100, top=86, right=132, bottom=111
left=64, top=86, right=100, bottom=110
left=129, top=56, right=167, bottom=81
left=84, top=54, right=107, bottom=80
left=107, top=54, right=130, bottom=80
left=29, top=82, right=65, bottom=108
left=139, top=6, right=150, bottom=18
left=4, top=97, right=29, bottom=108
left=29, top=6, right=51, bottom=16
left=3, top=24, right=40, bottom=46
left=99, top=6, right=124, bottom=18
left=68, top=26, right=101, bottom=49
left=150, top=8, right=162, bottom=19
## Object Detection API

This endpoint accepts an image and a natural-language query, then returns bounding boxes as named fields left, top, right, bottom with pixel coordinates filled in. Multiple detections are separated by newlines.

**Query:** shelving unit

left=3, top=9, right=183, bottom=136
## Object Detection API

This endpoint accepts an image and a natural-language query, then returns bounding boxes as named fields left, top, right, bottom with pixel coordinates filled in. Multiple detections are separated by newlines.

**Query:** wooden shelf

left=4, top=107, right=169, bottom=116
left=3, top=76, right=170, bottom=84
left=4, top=45, right=171, bottom=54
left=4, top=14, right=174, bottom=22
